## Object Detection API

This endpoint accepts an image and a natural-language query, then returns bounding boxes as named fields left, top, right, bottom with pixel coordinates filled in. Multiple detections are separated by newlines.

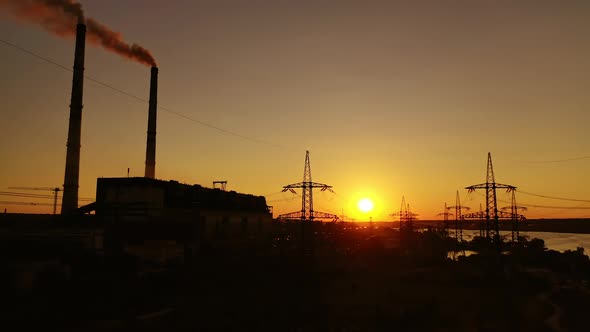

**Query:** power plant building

left=96, top=178, right=273, bottom=254
left=97, top=177, right=270, bottom=216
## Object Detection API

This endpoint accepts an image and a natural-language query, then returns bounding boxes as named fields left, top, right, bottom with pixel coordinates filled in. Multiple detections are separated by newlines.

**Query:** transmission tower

left=391, top=196, right=417, bottom=249
left=437, top=202, right=453, bottom=232
left=406, top=203, right=417, bottom=235
left=447, top=191, right=470, bottom=242
left=465, top=153, right=516, bottom=244
left=477, top=203, right=485, bottom=237
left=390, top=196, right=417, bottom=233
left=500, top=190, right=527, bottom=243
left=278, top=151, right=338, bottom=222
left=278, top=151, right=338, bottom=254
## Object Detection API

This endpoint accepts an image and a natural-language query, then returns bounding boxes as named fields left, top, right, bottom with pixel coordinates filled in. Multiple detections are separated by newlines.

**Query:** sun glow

left=358, top=198, right=374, bottom=213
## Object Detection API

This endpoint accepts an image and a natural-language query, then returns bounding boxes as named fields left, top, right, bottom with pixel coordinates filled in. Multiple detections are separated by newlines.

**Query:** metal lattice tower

left=400, top=197, right=409, bottom=231
left=301, top=150, right=313, bottom=220
left=391, top=196, right=417, bottom=235
left=447, top=191, right=470, bottom=242
left=278, top=151, right=338, bottom=222
left=510, top=191, right=519, bottom=243
left=466, top=153, right=516, bottom=244
left=400, top=196, right=407, bottom=216
left=391, top=196, right=407, bottom=229
left=478, top=203, right=485, bottom=237
left=500, top=190, right=527, bottom=243
left=278, top=151, right=338, bottom=255
left=406, top=204, right=415, bottom=234
left=437, top=202, right=453, bottom=232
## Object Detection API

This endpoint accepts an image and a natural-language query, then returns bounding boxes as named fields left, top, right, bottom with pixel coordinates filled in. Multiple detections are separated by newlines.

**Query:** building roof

left=97, top=177, right=269, bottom=213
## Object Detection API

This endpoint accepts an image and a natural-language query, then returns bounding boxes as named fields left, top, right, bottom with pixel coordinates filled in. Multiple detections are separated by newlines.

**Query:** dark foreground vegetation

left=2, top=222, right=590, bottom=331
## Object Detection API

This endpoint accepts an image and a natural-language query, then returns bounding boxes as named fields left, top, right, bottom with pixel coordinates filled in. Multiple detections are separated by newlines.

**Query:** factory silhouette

left=3, top=4, right=590, bottom=331
left=54, top=20, right=524, bottom=253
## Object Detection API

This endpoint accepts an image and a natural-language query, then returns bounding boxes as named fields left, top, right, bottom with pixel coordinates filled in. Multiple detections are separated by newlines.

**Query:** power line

left=470, top=190, right=590, bottom=210
left=517, top=190, right=590, bottom=203
left=0, top=191, right=55, bottom=199
left=520, top=155, right=590, bottom=163
left=0, top=191, right=94, bottom=201
left=267, top=193, right=301, bottom=203
left=0, top=38, right=290, bottom=150
left=263, top=192, right=285, bottom=197
left=0, top=200, right=54, bottom=207
left=517, top=204, right=590, bottom=210
left=1, top=191, right=53, bottom=197
left=0, top=39, right=72, bottom=71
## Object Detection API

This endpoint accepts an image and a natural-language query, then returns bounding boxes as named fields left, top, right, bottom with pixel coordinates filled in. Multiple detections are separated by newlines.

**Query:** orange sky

left=1, top=0, right=589, bottom=220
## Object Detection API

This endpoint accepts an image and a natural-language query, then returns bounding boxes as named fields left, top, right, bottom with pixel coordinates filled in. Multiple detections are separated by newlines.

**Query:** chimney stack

left=61, top=22, right=86, bottom=215
left=144, top=66, right=158, bottom=179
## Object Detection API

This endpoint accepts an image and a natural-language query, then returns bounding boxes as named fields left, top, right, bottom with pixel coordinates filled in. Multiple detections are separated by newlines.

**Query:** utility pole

left=8, top=187, right=61, bottom=215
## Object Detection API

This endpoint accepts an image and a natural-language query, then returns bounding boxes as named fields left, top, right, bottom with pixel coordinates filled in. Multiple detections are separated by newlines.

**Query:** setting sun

left=358, top=198, right=374, bottom=213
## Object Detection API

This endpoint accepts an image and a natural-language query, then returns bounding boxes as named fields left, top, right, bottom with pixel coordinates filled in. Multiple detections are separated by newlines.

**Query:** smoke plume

left=0, top=0, right=157, bottom=66
left=86, top=18, right=156, bottom=67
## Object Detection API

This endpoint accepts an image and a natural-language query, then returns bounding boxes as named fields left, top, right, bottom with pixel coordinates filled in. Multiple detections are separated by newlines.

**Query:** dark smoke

left=41, top=0, right=83, bottom=20
left=0, top=0, right=156, bottom=66
left=0, top=0, right=82, bottom=37
left=87, top=18, right=156, bottom=67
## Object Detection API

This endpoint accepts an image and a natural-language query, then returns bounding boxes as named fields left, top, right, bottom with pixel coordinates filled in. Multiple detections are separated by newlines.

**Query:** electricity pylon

left=466, top=153, right=516, bottom=244
left=391, top=196, right=418, bottom=247
left=478, top=203, right=485, bottom=237
left=500, top=190, right=527, bottom=243
left=446, top=191, right=470, bottom=242
left=278, top=151, right=338, bottom=222
left=390, top=196, right=417, bottom=233
left=437, top=202, right=453, bottom=232
left=278, top=151, right=338, bottom=255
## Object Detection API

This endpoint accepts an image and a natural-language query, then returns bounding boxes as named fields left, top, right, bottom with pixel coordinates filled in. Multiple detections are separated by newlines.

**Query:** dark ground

left=2, top=220, right=590, bottom=331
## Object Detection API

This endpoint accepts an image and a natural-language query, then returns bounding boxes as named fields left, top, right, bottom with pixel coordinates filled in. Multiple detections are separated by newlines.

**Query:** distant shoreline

left=338, top=219, right=590, bottom=235
left=414, top=219, right=590, bottom=235
left=2, top=213, right=590, bottom=234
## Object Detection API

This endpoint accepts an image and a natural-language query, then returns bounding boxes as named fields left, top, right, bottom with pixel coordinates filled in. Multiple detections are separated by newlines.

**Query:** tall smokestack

left=61, top=22, right=85, bottom=215
left=144, top=66, right=158, bottom=179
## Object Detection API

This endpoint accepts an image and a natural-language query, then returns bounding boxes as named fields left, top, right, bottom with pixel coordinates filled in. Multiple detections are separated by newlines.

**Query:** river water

left=461, top=231, right=590, bottom=252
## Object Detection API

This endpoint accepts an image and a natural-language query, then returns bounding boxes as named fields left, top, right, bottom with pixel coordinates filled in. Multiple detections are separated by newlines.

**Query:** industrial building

left=43, top=18, right=274, bottom=262
left=96, top=177, right=273, bottom=260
